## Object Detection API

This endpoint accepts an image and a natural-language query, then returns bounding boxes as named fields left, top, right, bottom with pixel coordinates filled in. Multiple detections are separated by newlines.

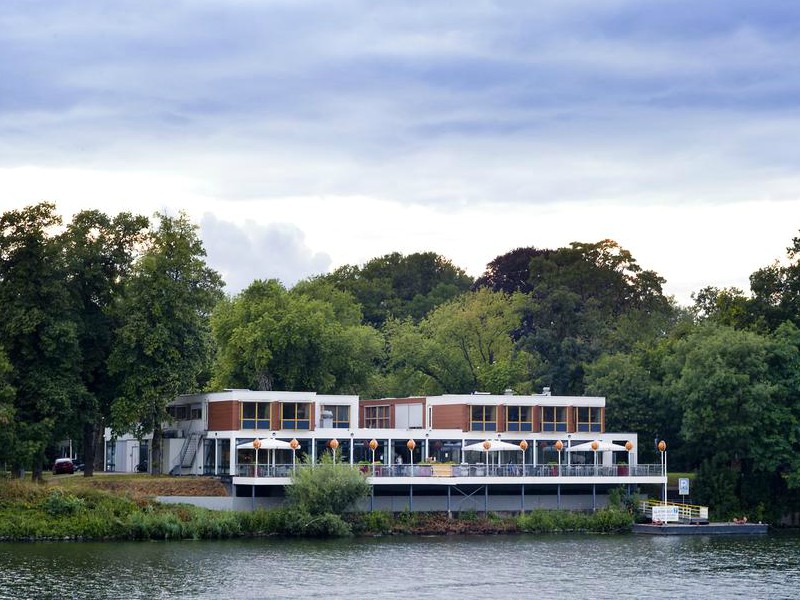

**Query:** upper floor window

left=282, top=402, right=311, bottom=429
left=241, top=402, right=270, bottom=430
left=541, top=406, right=567, bottom=432
left=575, top=407, right=602, bottom=432
left=470, top=405, right=497, bottom=431
left=324, top=405, right=350, bottom=429
left=505, top=406, right=532, bottom=432
left=168, top=405, right=189, bottom=420
left=364, top=405, right=390, bottom=428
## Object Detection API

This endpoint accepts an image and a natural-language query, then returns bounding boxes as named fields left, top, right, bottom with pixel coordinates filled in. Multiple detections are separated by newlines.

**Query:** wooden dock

left=633, top=522, right=768, bottom=535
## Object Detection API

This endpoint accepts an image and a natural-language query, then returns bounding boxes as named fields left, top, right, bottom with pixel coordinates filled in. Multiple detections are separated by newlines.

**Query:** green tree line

left=2, top=202, right=799, bottom=521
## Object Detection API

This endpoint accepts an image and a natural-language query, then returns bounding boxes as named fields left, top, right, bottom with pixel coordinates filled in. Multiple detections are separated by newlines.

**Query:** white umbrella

left=464, top=440, right=524, bottom=476
left=567, top=441, right=628, bottom=452
left=463, top=440, right=524, bottom=452
left=236, top=439, right=293, bottom=450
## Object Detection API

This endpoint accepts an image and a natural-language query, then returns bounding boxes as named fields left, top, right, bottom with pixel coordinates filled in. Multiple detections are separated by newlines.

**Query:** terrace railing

left=234, top=462, right=665, bottom=479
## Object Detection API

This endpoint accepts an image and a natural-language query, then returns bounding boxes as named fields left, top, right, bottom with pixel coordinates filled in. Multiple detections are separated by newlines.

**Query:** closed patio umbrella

left=566, top=441, right=628, bottom=452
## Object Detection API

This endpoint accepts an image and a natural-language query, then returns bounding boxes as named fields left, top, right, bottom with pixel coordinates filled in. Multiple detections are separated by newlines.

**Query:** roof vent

left=503, top=388, right=514, bottom=395
left=542, top=387, right=551, bottom=396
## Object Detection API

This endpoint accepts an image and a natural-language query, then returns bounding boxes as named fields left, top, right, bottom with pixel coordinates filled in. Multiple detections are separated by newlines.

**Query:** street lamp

left=407, top=439, right=416, bottom=475
left=252, top=438, right=261, bottom=477
left=658, top=440, right=667, bottom=505
left=483, top=440, right=491, bottom=476
left=555, top=439, right=564, bottom=510
left=290, top=438, right=299, bottom=473
left=519, top=440, right=528, bottom=476
left=555, top=440, right=563, bottom=476
left=625, top=441, right=633, bottom=476
left=369, top=439, right=378, bottom=475
left=591, top=440, right=599, bottom=475
left=330, top=438, right=339, bottom=465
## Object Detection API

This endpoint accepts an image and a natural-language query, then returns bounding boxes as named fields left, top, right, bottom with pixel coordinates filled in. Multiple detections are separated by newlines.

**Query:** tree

left=749, top=232, right=800, bottom=330
left=0, top=202, right=83, bottom=481
left=321, top=252, right=473, bottom=328
left=212, top=279, right=384, bottom=393
left=478, top=240, right=673, bottom=394
left=62, top=210, right=149, bottom=476
left=386, top=288, right=541, bottom=394
left=109, top=212, right=223, bottom=475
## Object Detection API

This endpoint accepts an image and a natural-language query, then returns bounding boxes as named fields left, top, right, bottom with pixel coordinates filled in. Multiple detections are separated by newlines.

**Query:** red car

left=52, top=458, right=75, bottom=475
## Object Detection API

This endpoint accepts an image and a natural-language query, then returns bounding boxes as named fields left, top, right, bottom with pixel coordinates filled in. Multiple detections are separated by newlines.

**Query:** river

left=1, top=532, right=798, bottom=599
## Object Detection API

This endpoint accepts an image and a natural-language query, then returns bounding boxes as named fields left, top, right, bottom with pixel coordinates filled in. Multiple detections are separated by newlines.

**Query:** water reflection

left=1, top=533, right=798, bottom=599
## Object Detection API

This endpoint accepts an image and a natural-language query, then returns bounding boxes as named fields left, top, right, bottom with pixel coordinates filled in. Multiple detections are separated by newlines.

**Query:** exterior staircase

left=170, top=432, right=201, bottom=475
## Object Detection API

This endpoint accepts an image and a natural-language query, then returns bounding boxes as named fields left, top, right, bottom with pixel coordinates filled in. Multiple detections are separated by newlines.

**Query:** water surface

left=1, top=532, right=798, bottom=599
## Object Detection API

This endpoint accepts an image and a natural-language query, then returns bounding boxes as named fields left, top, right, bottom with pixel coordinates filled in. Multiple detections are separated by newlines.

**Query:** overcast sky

left=2, top=1, right=799, bottom=304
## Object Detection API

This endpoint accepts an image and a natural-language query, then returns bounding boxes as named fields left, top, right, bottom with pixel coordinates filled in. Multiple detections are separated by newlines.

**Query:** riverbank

left=0, top=477, right=634, bottom=540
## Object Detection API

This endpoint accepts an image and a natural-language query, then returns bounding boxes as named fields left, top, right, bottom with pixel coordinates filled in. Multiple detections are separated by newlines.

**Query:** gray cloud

left=200, top=213, right=331, bottom=294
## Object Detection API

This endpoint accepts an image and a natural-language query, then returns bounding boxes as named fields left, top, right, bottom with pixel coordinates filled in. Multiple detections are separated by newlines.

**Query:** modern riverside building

left=104, top=388, right=666, bottom=512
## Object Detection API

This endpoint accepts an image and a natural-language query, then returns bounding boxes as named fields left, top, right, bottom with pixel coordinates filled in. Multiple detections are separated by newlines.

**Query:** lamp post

left=555, top=440, right=563, bottom=509
left=407, top=439, right=416, bottom=475
left=555, top=440, right=563, bottom=476
left=567, top=434, right=572, bottom=467
left=290, top=438, right=299, bottom=474
left=625, top=441, right=633, bottom=476
left=519, top=440, right=528, bottom=476
left=330, top=438, right=339, bottom=465
left=369, top=439, right=378, bottom=475
left=591, top=440, right=599, bottom=475
left=482, top=440, right=491, bottom=476
left=253, top=438, right=261, bottom=477
left=658, top=440, right=667, bottom=505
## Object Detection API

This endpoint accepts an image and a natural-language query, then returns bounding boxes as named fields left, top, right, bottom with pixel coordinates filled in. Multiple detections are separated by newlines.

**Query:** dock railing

left=640, top=498, right=709, bottom=521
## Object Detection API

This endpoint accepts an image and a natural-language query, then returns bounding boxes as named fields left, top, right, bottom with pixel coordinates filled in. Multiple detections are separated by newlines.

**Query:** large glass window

left=541, top=406, right=567, bottom=432
left=506, top=406, right=532, bottom=431
left=282, top=402, right=310, bottom=429
left=470, top=405, right=497, bottom=431
left=575, top=407, right=603, bottom=432
left=240, top=402, right=270, bottom=430
left=324, top=405, right=350, bottom=429
left=364, top=405, right=390, bottom=428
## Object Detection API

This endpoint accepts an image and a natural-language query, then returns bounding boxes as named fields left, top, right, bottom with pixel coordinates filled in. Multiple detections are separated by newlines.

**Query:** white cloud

left=1, top=1, right=799, bottom=306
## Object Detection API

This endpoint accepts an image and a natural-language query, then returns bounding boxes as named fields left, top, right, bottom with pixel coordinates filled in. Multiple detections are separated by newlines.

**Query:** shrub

left=286, top=455, right=370, bottom=516
left=42, top=490, right=85, bottom=517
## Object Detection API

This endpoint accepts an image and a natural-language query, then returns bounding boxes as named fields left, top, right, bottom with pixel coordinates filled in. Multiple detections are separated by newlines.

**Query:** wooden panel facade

left=208, top=400, right=239, bottom=431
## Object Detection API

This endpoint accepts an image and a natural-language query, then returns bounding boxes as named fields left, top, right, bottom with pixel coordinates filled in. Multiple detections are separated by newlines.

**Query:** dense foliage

left=0, top=479, right=632, bottom=540
left=2, top=201, right=799, bottom=522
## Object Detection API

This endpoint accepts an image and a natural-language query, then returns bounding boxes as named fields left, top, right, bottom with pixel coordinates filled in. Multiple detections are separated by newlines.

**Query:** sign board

left=678, top=477, right=690, bottom=496
left=652, top=505, right=680, bottom=522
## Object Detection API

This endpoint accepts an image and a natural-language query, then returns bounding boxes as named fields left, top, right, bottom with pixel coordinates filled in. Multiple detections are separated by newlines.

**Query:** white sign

left=652, top=505, right=680, bottom=522
left=679, top=477, right=690, bottom=496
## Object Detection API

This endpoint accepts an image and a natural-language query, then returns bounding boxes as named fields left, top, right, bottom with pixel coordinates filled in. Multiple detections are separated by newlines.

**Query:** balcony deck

left=230, top=463, right=665, bottom=487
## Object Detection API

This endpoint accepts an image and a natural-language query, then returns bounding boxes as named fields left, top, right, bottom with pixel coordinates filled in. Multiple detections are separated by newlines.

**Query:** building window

left=324, top=405, right=350, bottom=429
left=506, top=406, right=532, bottom=431
left=541, top=406, right=567, bottom=432
left=168, top=405, right=189, bottom=420
left=576, top=407, right=602, bottom=432
left=471, top=405, right=497, bottom=431
left=282, top=402, right=310, bottom=429
left=241, top=402, right=270, bottom=430
left=190, top=405, right=202, bottom=420
left=364, top=405, right=390, bottom=428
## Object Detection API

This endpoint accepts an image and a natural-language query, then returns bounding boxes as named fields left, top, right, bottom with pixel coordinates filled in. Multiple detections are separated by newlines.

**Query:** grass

left=0, top=477, right=636, bottom=541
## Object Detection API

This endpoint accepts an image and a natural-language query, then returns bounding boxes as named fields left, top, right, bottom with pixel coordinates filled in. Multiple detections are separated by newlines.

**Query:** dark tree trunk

left=82, top=421, right=96, bottom=477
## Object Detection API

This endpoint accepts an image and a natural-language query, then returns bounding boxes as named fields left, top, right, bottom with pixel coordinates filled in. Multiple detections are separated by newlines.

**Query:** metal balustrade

left=234, top=462, right=665, bottom=479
